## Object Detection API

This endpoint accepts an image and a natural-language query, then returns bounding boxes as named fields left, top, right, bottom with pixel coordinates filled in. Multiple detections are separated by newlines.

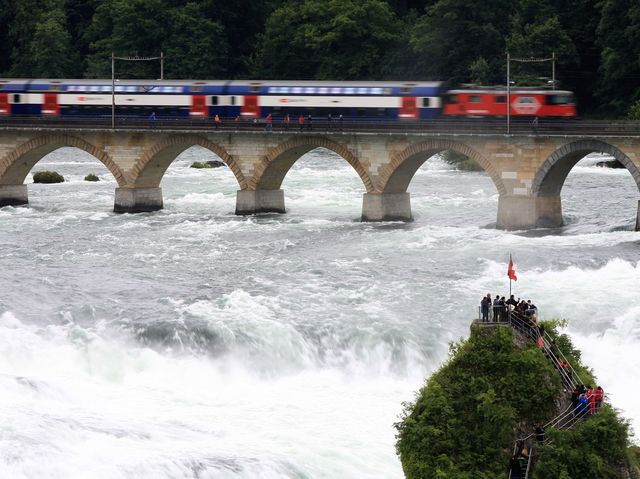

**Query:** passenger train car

left=0, top=79, right=576, bottom=120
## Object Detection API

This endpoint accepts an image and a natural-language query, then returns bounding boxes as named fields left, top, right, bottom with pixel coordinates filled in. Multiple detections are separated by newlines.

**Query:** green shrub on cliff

left=395, top=326, right=561, bottom=478
left=395, top=323, right=636, bottom=479
left=33, top=171, right=64, bottom=183
left=84, top=173, right=100, bottom=181
left=533, top=407, right=632, bottom=478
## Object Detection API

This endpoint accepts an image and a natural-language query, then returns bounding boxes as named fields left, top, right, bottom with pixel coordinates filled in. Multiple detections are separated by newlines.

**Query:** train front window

left=547, top=95, right=575, bottom=105
left=495, top=96, right=506, bottom=103
left=470, top=95, right=482, bottom=103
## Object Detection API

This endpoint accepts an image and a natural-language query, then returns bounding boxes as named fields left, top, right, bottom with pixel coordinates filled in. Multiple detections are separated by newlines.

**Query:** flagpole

left=509, top=254, right=512, bottom=323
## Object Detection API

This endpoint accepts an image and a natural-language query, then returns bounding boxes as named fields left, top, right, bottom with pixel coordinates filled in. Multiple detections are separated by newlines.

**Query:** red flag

left=507, top=256, right=517, bottom=281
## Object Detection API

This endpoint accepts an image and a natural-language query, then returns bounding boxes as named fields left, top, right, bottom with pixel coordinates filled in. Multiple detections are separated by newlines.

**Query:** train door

left=42, top=93, right=59, bottom=115
left=0, top=93, right=9, bottom=115
left=399, top=96, right=418, bottom=119
left=241, top=95, right=259, bottom=117
left=191, top=95, right=208, bottom=117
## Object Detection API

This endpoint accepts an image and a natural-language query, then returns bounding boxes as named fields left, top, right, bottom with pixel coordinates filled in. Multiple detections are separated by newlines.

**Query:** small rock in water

left=595, top=160, right=624, bottom=169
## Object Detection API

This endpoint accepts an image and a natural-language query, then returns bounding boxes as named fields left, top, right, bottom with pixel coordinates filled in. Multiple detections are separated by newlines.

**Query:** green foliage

left=0, top=0, right=637, bottom=114
left=255, top=0, right=403, bottom=80
left=395, top=326, right=561, bottom=478
left=396, top=321, right=635, bottom=478
left=533, top=407, right=632, bottom=479
left=84, top=173, right=100, bottom=181
left=627, top=100, right=640, bottom=120
left=440, top=150, right=482, bottom=172
left=468, top=57, right=491, bottom=86
left=33, top=171, right=65, bottom=183
left=190, top=161, right=209, bottom=169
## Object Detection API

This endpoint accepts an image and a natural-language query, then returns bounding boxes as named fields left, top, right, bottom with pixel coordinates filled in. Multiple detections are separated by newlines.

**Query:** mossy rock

left=84, top=173, right=100, bottom=182
left=440, top=149, right=483, bottom=171
left=191, top=160, right=226, bottom=169
left=33, top=171, right=64, bottom=183
left=395, top=322, right=634, bottom=479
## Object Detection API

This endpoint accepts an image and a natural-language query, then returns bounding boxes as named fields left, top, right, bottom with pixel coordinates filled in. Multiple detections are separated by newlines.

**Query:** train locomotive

left=0, top=79, right=576, bottom=120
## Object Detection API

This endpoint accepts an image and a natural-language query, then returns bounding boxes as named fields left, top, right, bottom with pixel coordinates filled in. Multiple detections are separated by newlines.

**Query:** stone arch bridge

left=0, top=128, right=639, bottom=230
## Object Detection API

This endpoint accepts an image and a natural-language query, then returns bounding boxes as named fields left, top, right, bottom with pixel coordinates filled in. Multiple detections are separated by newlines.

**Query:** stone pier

left=113, top=187, right=163, bottom=213
left=361, top=193, right=412, bottom=222
left=0, top=184, right=28, bottom=207
left=235, top=189, right=286, bottom=215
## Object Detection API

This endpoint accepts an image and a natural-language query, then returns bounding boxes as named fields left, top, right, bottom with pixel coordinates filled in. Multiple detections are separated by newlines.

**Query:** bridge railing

left=1, top=115, right=640, bottom=136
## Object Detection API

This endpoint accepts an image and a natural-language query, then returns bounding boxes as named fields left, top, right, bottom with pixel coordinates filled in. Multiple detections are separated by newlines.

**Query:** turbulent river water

left=0, top=145, right=639, bottom=478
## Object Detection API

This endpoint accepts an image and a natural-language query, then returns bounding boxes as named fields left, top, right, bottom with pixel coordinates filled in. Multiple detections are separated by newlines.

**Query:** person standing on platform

left=214, top=114, right=221, bottom=130
left=284, top=113, right=290, bottom=130
left=298, top=114, right=305, bottom=131
left=481, top=296, right=490, bottom=322
left=265, top=113, right=273, bottom=131
left=307, top=114, right=313, bottom=131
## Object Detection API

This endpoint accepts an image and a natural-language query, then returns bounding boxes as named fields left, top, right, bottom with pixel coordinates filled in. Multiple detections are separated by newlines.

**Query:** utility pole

left=110, top=53, right=165, bottom=130
left=506, top=52, right=511, bottom=135
left=505, top=52, right=557, bottom=135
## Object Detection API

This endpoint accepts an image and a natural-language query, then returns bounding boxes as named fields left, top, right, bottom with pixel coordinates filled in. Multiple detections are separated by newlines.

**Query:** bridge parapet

left=0, top=127, right=638, bottom=229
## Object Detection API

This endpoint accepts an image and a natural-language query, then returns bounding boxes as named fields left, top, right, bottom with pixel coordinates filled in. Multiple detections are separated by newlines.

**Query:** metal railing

left=1, top=115, right=640, bottom=137
left=500, top=309, right=603, bottom=479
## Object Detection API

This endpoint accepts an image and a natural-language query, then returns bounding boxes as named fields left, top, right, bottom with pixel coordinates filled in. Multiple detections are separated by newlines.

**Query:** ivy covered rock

left=33, top=171, right=64, bottom=183
left=395, top=322, right=635, bottom=479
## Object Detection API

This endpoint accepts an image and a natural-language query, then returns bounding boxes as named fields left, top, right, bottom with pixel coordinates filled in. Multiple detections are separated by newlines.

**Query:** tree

left=595, top=0, right=640, bottom=114
left=6, top=0, right=79, bottom=77
left=163, top=2, right=228, bottom=79
left=506, top=16, right=578, bottom=86
left=255, top=0, right=403, bottom=80
left=85, top=0, right=171, bottom=78
left=410, top=0, right=515, bottom=83
left=468, top=57, right=491, bottom=85
left=28, top=8, right=80, bottom=77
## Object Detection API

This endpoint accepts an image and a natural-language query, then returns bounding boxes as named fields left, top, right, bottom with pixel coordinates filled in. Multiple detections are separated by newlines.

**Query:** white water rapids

left=0, top=147, right=638, bottom=478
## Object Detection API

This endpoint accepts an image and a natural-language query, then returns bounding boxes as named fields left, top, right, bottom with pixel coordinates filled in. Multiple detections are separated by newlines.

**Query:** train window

left=250, top=84, right=261, bottom=93
left=547, top=95, right=574, bottom=105
left=470, top=95, right=482, bottom=103
left=12, top=94, right=20, bottom=103
left=192, top=85, right=202, bottom=92
left=400, top=86, right=412, bottom=94
left=495, top=96, right=506, bottom=103
left=230, top=96, right=236, bottom=106
left=447, top=95, right=458, bottom=104
left=421, top=98, right=431, bottom=108
left=210, top=96, right=218, bottom=106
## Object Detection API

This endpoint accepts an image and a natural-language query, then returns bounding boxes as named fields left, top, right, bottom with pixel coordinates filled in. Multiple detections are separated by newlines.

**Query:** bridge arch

left=249, top=136, right=373, bottom=192
left=131, top=135, right=246, bottom=189
left=377, top=139, right=506, bottom=195
left=532, top=139, right=640, bottom=196
left=0, top=134, right=125, bottom=186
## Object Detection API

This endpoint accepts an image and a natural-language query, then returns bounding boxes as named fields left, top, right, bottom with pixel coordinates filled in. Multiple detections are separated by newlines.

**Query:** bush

left=395, top=326, right=561, bottom=478
left=440, top=150, right=483, bottom=172
left=627, top=100, right=640, bottom=120
left=190, top=160, right=226, bottom=169
left=33, top=171, right=64, bottom=183
left=84, top=173, right=100, bottom=182
left=394, top=322, right=635, bottom=479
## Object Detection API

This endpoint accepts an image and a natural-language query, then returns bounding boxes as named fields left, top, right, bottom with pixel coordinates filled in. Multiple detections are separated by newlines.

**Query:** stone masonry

left=0, top=128, right=639, bottom=230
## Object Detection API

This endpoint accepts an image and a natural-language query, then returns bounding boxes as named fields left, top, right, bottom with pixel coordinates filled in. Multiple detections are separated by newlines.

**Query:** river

left=0, top=146, right=638, bottom=478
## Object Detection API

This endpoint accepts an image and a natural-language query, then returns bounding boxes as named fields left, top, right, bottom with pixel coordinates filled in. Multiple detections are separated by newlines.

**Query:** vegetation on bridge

left=0, top=1, right=639, bottom=116
left=394, top=322, right=636, bottom=478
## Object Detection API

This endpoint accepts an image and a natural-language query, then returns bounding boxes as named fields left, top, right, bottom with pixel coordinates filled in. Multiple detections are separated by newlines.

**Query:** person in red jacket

left=594, top=386, right=604, bottom=413
left=298, top=114, right=305, bottom=131
left=587, top=386, right=596, bottom=415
